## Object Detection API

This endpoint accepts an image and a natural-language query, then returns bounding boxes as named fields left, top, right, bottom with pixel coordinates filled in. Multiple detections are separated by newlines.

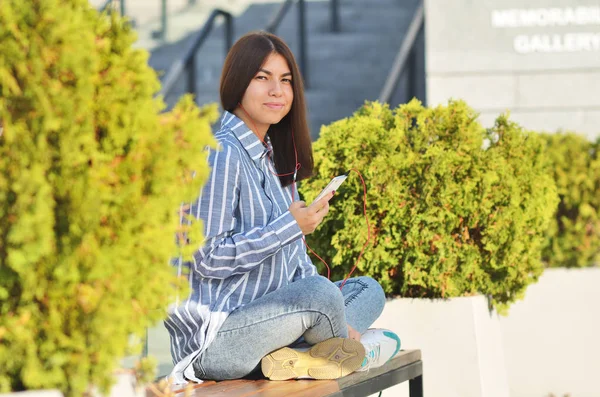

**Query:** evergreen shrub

left=541, top=133, right=600, bottom=268
left=0, top=0, right=216, bottom=395
left=300, top=100, right=558, bottom=312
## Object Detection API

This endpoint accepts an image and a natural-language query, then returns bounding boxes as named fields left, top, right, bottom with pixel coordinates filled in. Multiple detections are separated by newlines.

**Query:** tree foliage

left=300, top=100, right=558, bottom=313
left=541, top=133, right=600, bottom=268
left=0, top=0, right=216, bottom=394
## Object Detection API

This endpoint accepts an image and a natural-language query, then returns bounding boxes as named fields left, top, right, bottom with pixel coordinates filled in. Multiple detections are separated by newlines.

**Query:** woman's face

left=239, top=53, right=294, bottom=136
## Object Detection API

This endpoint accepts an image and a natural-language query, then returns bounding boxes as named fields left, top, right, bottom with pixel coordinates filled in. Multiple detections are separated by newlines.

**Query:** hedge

left=0, top=1, right=216, bottom=395
left=541, top=133, right=600, bottom=268
left=300, top=100, right=558, bottom=313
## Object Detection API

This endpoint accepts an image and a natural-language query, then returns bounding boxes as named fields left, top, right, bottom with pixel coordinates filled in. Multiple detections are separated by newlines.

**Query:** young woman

left=165, top=31, right=400, bottom=384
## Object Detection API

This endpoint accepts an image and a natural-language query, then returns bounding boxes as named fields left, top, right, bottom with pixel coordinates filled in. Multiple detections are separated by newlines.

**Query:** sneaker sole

left=261, top=337, right=365, bottom=381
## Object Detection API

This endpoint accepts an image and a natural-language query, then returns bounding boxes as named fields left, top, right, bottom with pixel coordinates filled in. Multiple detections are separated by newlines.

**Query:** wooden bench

left=149, top=350, right=423, bottom=397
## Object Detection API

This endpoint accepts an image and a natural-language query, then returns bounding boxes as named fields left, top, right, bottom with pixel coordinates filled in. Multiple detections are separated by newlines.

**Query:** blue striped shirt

left=165, top=111, right=317, bottom=383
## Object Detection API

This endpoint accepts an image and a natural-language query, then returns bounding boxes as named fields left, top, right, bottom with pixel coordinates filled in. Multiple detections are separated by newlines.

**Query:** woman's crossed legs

left=193, top=275, right=386, bottom=380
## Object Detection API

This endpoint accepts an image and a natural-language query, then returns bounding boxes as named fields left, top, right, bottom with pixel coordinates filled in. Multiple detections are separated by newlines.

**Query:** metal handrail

left=266, top=0, right=308, bottom=85
left=265, top=0, right=342, bottom=39
left=159, top=9, right=234, bottom=98
left=264, top=0, right=341, bottom=86
left=98, top=0, right=112, bottom=12
left=98, top=0, right=125, bottom=15
left=265, top=0, right=295, bottom=32
left=378, top=3, right=424, bottom=104
left=330, top=0, right=340, bottom=32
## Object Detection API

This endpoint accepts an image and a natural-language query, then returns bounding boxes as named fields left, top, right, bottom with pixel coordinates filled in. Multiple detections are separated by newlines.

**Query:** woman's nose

left=269, top=81, right=283, bottom=96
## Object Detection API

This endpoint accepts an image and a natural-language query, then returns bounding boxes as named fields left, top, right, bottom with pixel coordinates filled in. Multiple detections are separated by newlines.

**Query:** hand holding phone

left=290, top=173, right=348, bottom=235
left=311, top=173, right=348, bottom=205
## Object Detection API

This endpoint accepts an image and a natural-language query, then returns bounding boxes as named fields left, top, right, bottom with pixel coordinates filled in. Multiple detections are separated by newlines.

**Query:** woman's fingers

left=309, top=190, right=335, bottom=213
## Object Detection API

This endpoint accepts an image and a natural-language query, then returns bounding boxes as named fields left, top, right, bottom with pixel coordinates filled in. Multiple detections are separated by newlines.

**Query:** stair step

left=148, top=0, right=423, bottom=138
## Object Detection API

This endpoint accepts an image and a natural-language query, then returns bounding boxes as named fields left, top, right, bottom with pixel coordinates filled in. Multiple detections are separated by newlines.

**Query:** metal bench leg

left=409, top=375, right=423, bottom=397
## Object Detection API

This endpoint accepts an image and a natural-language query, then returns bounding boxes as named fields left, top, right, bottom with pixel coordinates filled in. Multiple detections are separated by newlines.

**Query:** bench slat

left=184, top=379, right=339, bottom=397
left=152, top=349, right=422, bottom=397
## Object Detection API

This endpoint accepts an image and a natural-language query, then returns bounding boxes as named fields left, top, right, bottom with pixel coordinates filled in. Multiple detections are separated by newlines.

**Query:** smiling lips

left=264, top=102, right=285, bottom=109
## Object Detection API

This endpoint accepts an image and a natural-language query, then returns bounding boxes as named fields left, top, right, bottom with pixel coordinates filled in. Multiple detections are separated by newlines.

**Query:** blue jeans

left=193, top=275, right=386, bottom=380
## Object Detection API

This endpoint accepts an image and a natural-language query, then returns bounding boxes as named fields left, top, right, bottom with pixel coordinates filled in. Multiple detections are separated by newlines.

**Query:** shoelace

left=360, top=342, right=381, bottom=371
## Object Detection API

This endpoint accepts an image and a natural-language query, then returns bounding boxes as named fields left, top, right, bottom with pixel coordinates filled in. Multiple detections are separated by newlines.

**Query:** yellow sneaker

left=261, top=337, right=366, bottom=380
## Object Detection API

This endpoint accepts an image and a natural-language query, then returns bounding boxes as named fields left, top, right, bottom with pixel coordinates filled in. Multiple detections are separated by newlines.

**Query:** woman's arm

left=192, top=144, right=303, bottom=279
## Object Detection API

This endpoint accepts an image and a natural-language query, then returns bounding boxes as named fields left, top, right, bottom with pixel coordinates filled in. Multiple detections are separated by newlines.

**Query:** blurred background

left=89, top=0, right=426, bottom=139
left=89, top=0, right=600, bottom=142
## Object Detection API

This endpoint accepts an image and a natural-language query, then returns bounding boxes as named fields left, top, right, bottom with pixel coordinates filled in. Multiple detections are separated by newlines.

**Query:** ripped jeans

left=192, top=275, right=386, bottom=380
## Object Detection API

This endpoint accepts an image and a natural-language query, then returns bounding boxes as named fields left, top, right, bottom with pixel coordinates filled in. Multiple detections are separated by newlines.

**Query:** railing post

left=408, top=46, right=417, bottom=102
left=298, top=0, right=308, bottom=87
left=120, top=0, right=125, bottom=16
left=330, top=0, right=340, bottom=32
left=224, top=12, right=233, bottom=53
left=161, top=0, right=167, bottom=38
left=188, top=54, right=197, bottom=99
left=152, top=0, right=168, bottom=39
left=142, top=327, right=149, bottom=357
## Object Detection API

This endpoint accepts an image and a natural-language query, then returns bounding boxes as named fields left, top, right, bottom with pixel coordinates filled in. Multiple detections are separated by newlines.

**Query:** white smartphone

left=311, top=174, right=348, bottom=205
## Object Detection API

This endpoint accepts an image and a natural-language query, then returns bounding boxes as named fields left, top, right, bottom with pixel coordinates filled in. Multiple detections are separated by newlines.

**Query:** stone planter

left=371, top=295, right=510, bottom=397
left=499, top=268, right=600, bottom=397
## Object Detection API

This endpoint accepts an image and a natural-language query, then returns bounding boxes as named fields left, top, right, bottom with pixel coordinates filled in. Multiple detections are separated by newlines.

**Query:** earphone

left=236, top=103, right=370, bottom=290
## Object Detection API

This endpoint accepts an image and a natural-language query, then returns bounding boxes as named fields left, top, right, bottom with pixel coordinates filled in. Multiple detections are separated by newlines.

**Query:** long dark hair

left=220, top=31, right=313, bottom=187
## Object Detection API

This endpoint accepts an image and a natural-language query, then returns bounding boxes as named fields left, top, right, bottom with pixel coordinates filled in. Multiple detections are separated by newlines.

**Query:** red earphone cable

left=336, top=169, right=371, bottom=290
left=236, top=105, right=371, bottom=290
left=238, top=103, right=300, bottom=181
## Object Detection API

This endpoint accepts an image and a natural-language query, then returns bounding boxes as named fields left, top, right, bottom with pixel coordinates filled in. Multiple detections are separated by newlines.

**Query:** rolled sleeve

left=270, top=211, right=303, bottom=245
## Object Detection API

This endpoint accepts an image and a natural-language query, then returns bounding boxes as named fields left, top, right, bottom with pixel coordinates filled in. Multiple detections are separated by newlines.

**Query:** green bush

left=0, top=1, right=216, bottom=395
left=541, top=133, right=600, bottom=268
left=300, top=100, right=558, bottom=313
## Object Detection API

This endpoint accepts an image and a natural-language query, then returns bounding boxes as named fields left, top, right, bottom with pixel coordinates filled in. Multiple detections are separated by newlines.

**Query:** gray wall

left=424, top=0, right=600, bottom=140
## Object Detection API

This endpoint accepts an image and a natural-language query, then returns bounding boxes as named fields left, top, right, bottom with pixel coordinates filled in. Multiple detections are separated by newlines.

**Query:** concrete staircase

left=147, top=0, right=424, bottom=139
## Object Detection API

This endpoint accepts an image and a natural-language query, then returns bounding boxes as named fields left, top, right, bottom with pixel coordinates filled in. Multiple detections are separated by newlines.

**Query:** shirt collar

left=220, top=111, right=271, bottom=162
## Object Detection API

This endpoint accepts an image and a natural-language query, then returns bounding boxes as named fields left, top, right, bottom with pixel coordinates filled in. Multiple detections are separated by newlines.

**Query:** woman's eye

left=282, top=78, right=292, bottom=84
left=256, top=75, right=267, bottom=80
